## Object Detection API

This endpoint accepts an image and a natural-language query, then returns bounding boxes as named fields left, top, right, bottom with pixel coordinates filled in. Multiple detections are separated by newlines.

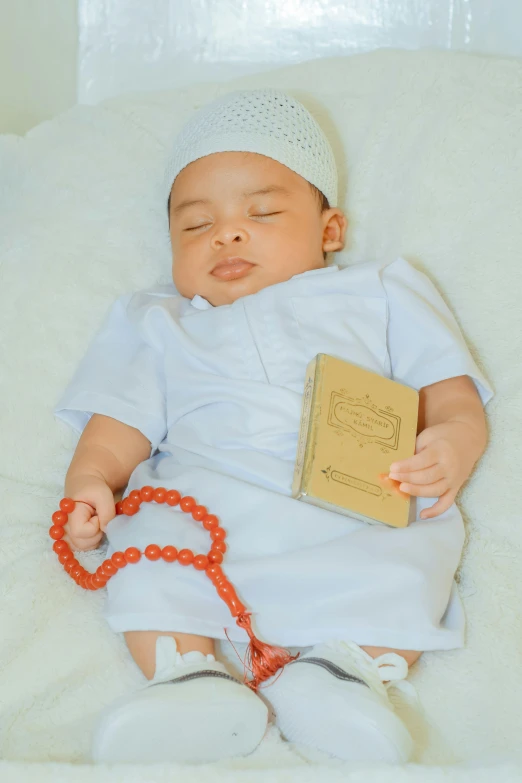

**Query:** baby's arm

left=63, top=414, right=151, bottom=549
left=416, top=375, right=487, bottom=447
left=388, top=375, right=488, bottom=519
left=65, top=413, right=151, bottom=496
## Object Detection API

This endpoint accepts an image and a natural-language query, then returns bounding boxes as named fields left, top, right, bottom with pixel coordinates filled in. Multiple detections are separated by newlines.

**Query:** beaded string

left=49, top=485, right=298, bottom=690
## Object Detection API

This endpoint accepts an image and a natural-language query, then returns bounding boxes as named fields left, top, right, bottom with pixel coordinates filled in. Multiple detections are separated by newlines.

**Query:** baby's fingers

left=62, top=529, right=104, bottom=553
left=64, top=503, right=101, bottom=546
left=72, top=514, right=101, bottom=538
left=398, top=478, right=449, bottom=498
left=419, top=489, right=456, bottom=520
left=388, top=463, right=445, bottom=486
left=378, top=474, right=410, bottom=500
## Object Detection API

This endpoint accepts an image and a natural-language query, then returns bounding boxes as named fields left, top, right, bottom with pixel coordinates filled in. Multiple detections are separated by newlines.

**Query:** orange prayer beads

left=49, top=485, right=298, bottom=689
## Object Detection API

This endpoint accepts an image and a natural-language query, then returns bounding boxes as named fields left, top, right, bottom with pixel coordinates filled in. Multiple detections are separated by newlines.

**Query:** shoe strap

left=151, top=635, right=220, bottom=685
left=312, top=641, right=417, bottom=705
left=373, top=651, right=409, bottom=683
left=372, top=651, right=420, bottom=708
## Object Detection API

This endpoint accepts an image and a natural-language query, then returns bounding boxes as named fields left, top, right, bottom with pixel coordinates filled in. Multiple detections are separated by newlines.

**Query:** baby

left=54, top=89, right=494, bottom=765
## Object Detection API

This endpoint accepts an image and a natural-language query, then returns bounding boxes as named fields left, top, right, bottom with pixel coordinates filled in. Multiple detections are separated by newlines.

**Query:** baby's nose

left=213, top=227, right=248, bottom=246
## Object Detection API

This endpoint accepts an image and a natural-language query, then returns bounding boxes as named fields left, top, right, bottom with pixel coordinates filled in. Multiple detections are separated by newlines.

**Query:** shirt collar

left=189, top=264, right=340, bottom=311
left=190, top=294, right=213, bottom=311
left=291, top=264, right=339, bottom=281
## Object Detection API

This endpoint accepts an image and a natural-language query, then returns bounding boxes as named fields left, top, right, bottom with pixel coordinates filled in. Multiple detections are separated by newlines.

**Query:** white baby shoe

left=262, top=640, right=414, bottom=764
left=92, top=636, right=269, bottom=764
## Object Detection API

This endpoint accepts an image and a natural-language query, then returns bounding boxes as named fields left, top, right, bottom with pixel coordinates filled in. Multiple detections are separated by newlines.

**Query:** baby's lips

left=378, top=472, right=410, bottom=499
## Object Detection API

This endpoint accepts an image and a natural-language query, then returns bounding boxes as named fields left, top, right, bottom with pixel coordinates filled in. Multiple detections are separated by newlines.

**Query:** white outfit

left=54, top=257, right=494, bottom=651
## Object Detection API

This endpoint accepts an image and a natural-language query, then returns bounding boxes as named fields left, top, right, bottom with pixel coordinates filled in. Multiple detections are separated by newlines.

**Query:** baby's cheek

left=172, top=260, right=199, bottom=299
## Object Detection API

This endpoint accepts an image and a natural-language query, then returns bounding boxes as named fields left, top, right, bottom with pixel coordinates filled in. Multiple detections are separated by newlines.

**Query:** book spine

left=292, top=355, right=318, bottom=498
left=301, top=354, right=325, bottom=496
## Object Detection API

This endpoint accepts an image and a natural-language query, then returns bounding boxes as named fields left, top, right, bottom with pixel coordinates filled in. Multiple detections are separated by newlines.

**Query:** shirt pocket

left=290, top=293, right=388, bottom=376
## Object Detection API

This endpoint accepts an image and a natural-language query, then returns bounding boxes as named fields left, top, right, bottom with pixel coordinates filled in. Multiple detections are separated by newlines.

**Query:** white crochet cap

left=165, top=88, right=338, bottom=206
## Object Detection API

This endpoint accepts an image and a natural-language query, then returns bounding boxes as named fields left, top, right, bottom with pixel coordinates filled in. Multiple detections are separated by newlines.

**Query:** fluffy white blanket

left=1, top=49, right=521, bottom=782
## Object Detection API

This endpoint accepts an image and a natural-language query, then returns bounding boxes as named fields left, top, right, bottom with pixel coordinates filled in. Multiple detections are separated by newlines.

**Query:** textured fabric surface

left=164, top=88, right=338, bottom=205
left=0, top=49, right=521, bottom=780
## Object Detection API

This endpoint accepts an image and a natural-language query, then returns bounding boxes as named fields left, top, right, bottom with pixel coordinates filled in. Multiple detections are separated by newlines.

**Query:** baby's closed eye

left=184, top=223, right=211, bottom=231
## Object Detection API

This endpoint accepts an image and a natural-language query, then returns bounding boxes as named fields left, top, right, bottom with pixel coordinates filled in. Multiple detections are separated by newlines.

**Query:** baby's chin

left=205, top=274, right=266, bottom=307
left=179, top=267, right=254, bottom=306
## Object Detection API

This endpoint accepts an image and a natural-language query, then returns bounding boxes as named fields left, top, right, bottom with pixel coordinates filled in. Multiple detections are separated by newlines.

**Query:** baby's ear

left=322, top=209, right=348, bottom=253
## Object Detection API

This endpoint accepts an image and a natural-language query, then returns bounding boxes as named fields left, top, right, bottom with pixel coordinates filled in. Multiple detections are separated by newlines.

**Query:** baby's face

left=168, top=152, right=347, bottom=306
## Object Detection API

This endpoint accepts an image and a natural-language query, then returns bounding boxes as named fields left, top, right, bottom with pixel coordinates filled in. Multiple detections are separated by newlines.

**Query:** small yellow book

left=292, top=354, right=419, bottom=528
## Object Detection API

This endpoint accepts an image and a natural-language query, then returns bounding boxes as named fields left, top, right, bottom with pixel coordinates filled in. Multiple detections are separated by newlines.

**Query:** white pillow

left=0, top=49, right=521, bottom=767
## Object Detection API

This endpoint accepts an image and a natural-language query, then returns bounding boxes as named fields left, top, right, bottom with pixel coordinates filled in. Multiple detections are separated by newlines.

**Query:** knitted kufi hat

left=165, top=88, right=338, bottom=207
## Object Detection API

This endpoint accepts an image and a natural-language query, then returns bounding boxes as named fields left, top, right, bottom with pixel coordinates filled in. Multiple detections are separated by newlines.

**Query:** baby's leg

left=124, top=631, right=215, bottom=679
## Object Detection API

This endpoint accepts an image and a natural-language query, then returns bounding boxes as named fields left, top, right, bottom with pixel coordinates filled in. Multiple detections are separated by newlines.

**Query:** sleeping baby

left=54, top=89, right=494, bottom=765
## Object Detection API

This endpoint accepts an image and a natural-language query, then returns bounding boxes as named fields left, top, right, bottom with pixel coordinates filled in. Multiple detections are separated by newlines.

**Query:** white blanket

left=1, top=49, right=521, bottom=781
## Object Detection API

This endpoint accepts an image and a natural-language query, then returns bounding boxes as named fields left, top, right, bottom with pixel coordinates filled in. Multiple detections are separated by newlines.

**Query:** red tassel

left=235, top=613, right=299, bottom=691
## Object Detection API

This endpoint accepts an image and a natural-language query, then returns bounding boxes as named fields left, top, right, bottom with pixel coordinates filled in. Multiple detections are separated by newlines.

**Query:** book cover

left=292, top=354, right=419, bottom=528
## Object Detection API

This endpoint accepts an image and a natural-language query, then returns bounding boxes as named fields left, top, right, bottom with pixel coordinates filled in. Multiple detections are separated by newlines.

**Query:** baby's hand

left=385, top=421, right=481, bottom=520
left=61, top=475, right=116, bottom=551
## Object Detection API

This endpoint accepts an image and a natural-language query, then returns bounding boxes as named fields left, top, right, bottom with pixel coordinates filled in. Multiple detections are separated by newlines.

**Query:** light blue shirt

left=53, top=256, right=494, bottom=649
left=54, top=256, right=493, bottom=487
